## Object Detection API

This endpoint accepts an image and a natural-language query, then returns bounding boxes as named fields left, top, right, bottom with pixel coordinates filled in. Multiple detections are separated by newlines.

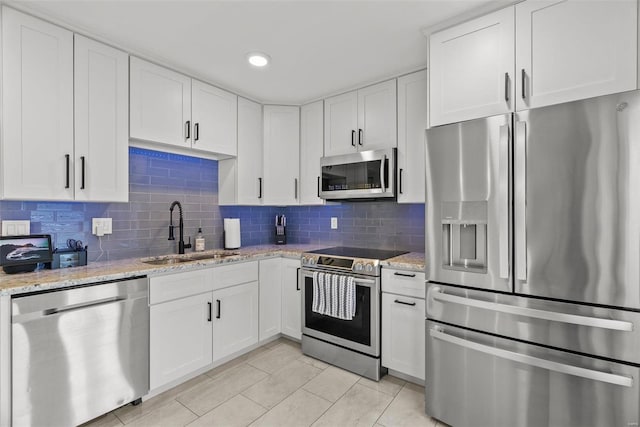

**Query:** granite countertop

left=0, top=244, right=425, bottom=295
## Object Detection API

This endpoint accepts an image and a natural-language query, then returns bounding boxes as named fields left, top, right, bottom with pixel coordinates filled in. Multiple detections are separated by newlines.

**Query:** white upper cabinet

left=324, top=80, right=397, bottom=156
left=299, top=101, right=325, bottom=205
left=515, top=0, right=637, bottom=110
left=397, top=70, right=428, bottom=204
left=324, top=91, right=359, bottom=156
left=74, top=35, right=129, bottom=202
left=357, top=79, right=397, bottom=152
left=263, top=106, right=300, bottom=205
left=130, top=57, right=192, bottom=149
left=191, top=80, right=237, bottom=156
left=429, top=6, right=514, bottom=126
left=2, top=7, right=75, bottom=201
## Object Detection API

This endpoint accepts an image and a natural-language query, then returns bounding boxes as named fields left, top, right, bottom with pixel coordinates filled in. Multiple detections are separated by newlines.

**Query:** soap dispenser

left=195, top=227, right=205, bottom=252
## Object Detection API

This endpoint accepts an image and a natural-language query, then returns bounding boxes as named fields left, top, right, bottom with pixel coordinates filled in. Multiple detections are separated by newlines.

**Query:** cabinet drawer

left=212, top=261, right=258, bottom=290
left=382, top=268, right=425, bottom=298
left=149, top=269, right=212, bottom=305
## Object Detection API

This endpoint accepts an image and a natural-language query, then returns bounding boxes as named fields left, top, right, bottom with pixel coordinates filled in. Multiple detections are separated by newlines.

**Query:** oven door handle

left=301, top=271, right=376, bottom=286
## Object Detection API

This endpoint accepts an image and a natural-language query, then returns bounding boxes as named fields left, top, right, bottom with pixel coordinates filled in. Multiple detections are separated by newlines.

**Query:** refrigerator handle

left=498, top=124, right=510, bottom=279
left=429, top=286, right=634, bottom=332
left=430, top=327, right=633, bottom=388
left=515, top=121, right=527, bottom=281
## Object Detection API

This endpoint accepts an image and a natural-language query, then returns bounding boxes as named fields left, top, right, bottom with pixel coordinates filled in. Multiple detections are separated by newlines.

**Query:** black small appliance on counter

left=275, top=215, right=286, bottom=245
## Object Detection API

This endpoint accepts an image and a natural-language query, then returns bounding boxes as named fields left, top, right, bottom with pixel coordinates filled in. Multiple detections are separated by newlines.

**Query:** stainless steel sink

left=141, top=252, right=239, bottom=265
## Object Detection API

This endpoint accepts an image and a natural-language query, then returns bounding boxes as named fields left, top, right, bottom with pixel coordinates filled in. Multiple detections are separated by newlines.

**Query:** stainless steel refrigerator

left=425, top=90, right=640, bottom=427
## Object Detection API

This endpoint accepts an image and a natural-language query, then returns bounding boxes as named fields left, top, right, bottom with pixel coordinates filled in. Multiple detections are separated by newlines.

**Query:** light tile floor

left=85, top=338, right=444, bottom=427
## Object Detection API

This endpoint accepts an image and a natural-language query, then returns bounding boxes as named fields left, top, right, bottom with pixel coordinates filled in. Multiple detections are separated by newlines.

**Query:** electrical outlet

left=92, top=218, right=113, bottom=236
left=331, top=217, right=338, bottom=229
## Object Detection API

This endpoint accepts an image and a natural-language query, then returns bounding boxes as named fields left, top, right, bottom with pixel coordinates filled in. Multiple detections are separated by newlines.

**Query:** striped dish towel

left=312, top=272, right=356, bottom=320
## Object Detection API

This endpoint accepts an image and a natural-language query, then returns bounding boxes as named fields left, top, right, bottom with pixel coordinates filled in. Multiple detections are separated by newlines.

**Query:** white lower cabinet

left=281, top=258, right=302, bottom=340
left=212, top=281, right=259, bottom=362
left=381, top=268, right=426, bottom=381
left=150, top=292, right=213, bottom=390
left=259, top=258, right=282, bottom=341
left=149, top=262, right=259, bottom=391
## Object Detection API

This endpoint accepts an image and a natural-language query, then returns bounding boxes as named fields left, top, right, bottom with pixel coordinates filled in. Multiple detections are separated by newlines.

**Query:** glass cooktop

left=306, top=246, right=408, bottom=261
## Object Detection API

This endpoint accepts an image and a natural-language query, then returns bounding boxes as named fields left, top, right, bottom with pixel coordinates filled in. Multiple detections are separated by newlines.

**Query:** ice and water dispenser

left=441, top=201, right=487, bottom=273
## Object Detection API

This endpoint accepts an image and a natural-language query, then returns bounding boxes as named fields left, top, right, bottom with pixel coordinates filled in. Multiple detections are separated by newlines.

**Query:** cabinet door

left=281, top=259, right=302, bottom=340
left=2, top=7, right=74, bottom=200
left=263, top=106, right=300, bottom=205
left=381, top=292, right=425, bottom=380
left=397, top=71, right=427, bottom=204
left=259, top=258, right=282, bottom=341
left=429, top=7, right=514, bottom=126
left=74, top=35, right=129, bottom=202
left=237, top=97, right=263, bottom=205
left=300, top=101, right=325, bottom=205
left=357, top=80, right=397, bottom=151
left=212, top=281, right=259, bottom=362
left=130, top=57, right=191, bottom=148
left=150, top=292, right=213, bottom=390
left=324, top=91, right=358, bottom=156
left=192, top=80, right=237, bottom=156
left=515, top=0, right=637, bottom=110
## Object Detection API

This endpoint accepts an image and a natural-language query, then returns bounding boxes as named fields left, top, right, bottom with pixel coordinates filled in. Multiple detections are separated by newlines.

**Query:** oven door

left=301, top=269, right=380, bottom=356
left=320, top=148, right=396, bottom=200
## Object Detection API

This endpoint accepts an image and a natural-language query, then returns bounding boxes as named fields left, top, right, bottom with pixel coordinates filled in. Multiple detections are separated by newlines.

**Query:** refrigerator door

left=425, top=114, right=511, bottom=292
left=426, top=320, right=639, bottom=427
left=514, top=90, right=640, bottom=309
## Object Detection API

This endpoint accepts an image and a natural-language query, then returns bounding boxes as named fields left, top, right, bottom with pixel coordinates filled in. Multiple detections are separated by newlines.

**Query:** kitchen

left=0, top=0, right=638, bottom=426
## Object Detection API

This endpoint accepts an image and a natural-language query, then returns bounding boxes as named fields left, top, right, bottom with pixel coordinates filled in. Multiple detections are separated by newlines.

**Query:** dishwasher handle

left=43, top=296, right=127, bottom=316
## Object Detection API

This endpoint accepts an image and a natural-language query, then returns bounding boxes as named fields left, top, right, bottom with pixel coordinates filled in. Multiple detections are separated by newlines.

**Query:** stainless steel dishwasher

left=11, top=277, right=149, bottom=426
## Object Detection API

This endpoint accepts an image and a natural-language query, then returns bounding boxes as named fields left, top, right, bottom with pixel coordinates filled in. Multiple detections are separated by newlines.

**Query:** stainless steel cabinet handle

left=431, top=327, right=633, bottom=387
left=80, top=156, right=86, bottom=190
left=399, top=168, right=403, bottom=194
left=294, top=178, right=298, bottom=199
left=65, top=154, right=70, bottom=189
left=351, top=130, right=356, bottom=147
left=515, top=121, right=527, bottom=281
left=258, top=178, right=262, bottom=199
left=185, top=120, right=190, bottom=140
left=521, top=69, right=526, bottom=100
left=504, top=72, right=510, bottom=102
left=317, top=176, right=320, bottom=198
left=296, top=267, right=300, bottom=291
left=430, top=287, right=633, bottom=332
left=358, top=128, right=363, bottom=146
left=207, top=302, right=212, bottom=322
left=394, top=272, right=415, bottom=278
left=498, top=124, right=510, bottom=279
left=380, top=155, right=387, bottom=191
left=394, top=299, right=416, bottom=306
left=216, top=299, right=221, bottom=319
left=194, top=123, right=199, bottom=142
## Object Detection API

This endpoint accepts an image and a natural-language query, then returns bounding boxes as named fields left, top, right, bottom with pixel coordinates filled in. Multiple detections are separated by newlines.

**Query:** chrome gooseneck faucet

left=169, top=201, right=191, bottom=254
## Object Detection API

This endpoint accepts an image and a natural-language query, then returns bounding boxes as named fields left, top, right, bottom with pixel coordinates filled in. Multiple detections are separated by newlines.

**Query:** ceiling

left=15, top=0, right=499, bottom=104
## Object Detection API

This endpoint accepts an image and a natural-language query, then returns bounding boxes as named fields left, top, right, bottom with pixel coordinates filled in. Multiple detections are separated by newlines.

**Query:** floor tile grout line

left=308, top=379, right=362, bottom=426
left=239, top=391, right=272, bottom=411
left=175, top=399, right=199, bottom=422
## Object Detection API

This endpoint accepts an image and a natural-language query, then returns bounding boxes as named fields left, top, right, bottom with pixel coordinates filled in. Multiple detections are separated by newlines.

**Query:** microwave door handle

left=380, top=155, right=387, bottom=191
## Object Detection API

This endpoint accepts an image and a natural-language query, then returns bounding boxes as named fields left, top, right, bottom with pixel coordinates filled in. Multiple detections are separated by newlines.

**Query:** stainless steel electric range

left=300, top=246, right=407, bottom=381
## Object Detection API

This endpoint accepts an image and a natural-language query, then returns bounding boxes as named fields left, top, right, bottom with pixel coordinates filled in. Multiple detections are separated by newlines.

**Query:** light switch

left=2, top=220, right=30, bottom=236
left=331, top=217, right=338, bottom=229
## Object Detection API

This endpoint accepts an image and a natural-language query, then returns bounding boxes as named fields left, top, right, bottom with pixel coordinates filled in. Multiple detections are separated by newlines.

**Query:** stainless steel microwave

left=320, top=148, right=396, bottom=201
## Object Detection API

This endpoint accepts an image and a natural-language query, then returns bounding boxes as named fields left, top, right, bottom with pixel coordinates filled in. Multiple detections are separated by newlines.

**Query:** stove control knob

left=354, top=262, right=364, bottom=272
left=365, top=264, right=374, bottom=273
left=309, top=257, right=316, bottom=265
left=301, top=257, right=308, bottom=265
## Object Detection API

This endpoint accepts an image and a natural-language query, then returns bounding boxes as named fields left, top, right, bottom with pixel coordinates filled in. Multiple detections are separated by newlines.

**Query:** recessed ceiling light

left=247, top=52, right=270, bottom=68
